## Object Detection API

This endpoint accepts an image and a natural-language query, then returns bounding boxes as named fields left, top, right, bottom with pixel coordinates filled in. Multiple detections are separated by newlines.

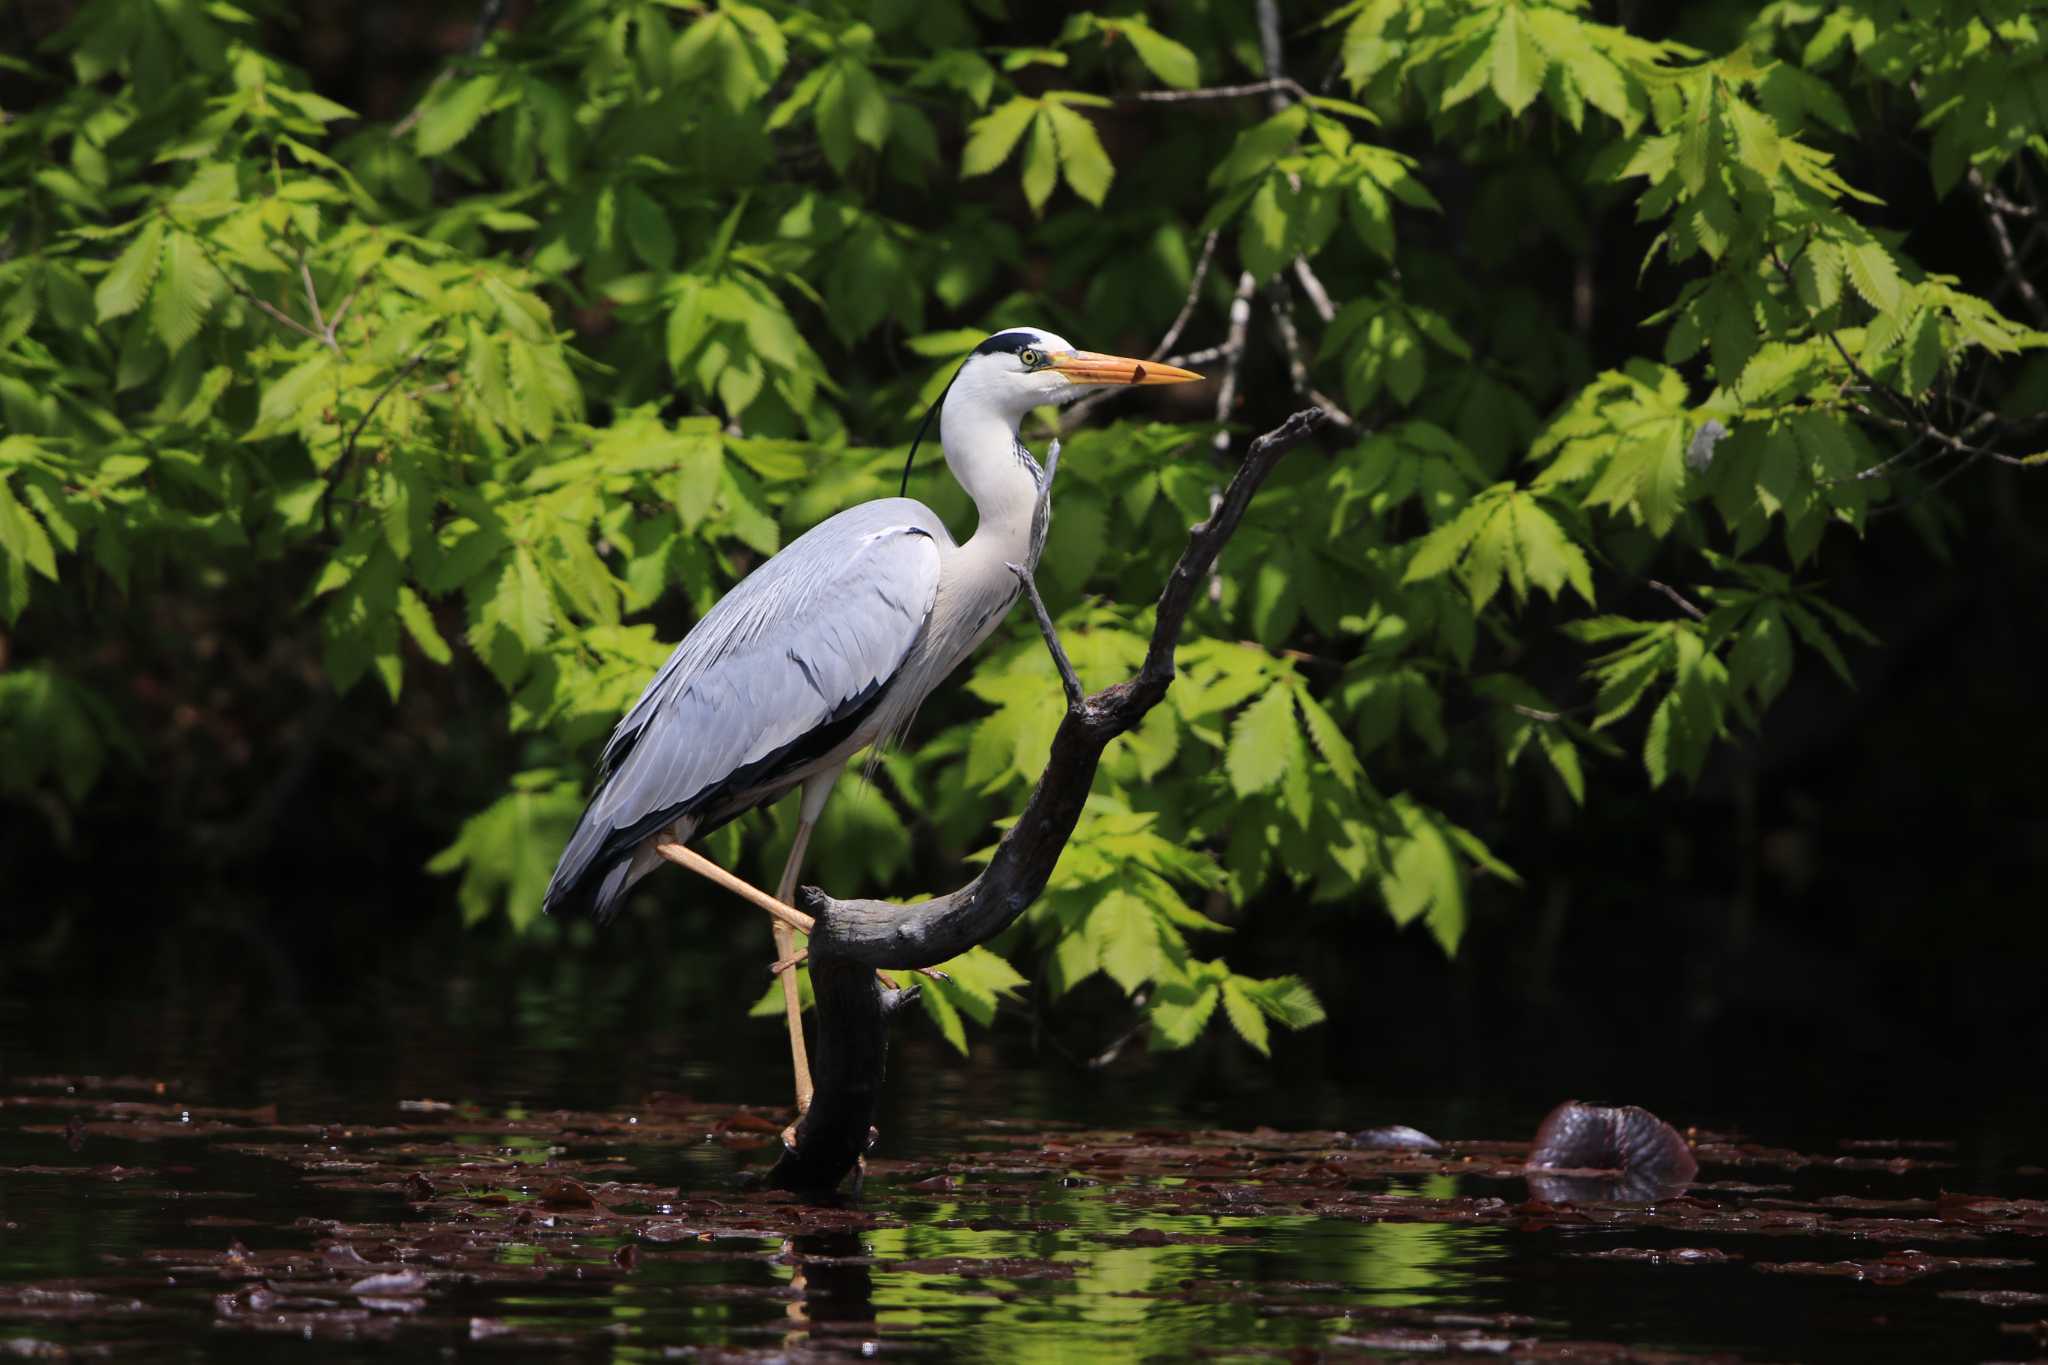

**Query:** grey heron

left=542, top=327, right=1202, bottom=1114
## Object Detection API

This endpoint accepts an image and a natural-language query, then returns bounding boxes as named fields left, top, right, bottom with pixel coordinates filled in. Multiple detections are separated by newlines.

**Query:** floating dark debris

left=3, top=1080, right=2044, bottom=1361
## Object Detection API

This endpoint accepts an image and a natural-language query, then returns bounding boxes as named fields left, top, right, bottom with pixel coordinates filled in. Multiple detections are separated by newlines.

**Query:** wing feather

left=543, top=499, right=947, bottom=920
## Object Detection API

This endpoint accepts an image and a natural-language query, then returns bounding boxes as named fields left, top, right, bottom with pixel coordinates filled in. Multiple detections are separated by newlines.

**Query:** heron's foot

left=913, top=966, right=950, bottom=983
left=1003, top=561, right=1084, bottom=707
left=769, top=948, right=808, bottom=976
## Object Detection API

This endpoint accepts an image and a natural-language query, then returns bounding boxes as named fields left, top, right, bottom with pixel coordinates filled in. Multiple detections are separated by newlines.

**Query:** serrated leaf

left=1092, top=889, right=1161, bottom=995
left=1226, top=684, right=1301, bottom=797
left=1019, top=111, right=1058, bottom=214
left=397, top=585, right=452, bottom=664
left=960, top=96, right=1038, bottom=177
left=1044, top=102, right=1113, bottom=207
left=415, top=74, right=499, bottom=157
left=1242, top=176, right=1294, bottom=281
left=1243, top=975, right=1325, bottom=1029
left=1490, top=7, right=1546, bottom=117
left=0, top=476, right=58, bottom=581
left=95, top=219, right=164, bottom=323
left=1121, top=22, right=1199, bottom=90
left=1294, top=684, right=1365, bottom=792
left=1220, top=979, right=1271, bottom=1055
left=151, top=231, right=225, bottom=353
left=1844, top=240, right=1902, bottom=314
left=1147, top=981, right=1219, bottom=1050
left=919, top=977, right=968, bottom=1054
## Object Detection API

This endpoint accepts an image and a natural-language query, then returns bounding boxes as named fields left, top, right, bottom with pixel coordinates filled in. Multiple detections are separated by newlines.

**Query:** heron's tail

left=542, top=806, right=679, bottom=923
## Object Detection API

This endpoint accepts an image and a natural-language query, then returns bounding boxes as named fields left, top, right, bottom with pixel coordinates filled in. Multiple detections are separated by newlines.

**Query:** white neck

left=940, top=399, right=1041, bottom=554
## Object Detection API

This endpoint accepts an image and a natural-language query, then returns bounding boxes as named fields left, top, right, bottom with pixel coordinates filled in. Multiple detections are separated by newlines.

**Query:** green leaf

left=0, top=476, right=59, bottom=581
left=1092, top=889, right=1161, bottom=995
left=1019, top=110, right=1058, bottom=214
left=1121, top=23, right=1199, bottom=90
left=95, top=219, right=164, bottom=323
left=1241, top=975, right=1325, bottom=1030
left=1226, top=684, right=1302, bottom=797
left=1044, top=102, right=1113, bottom=206
left=1242, top=176, right=1293, bottom=280
left=1489, top=7, right=1547, bottom=117
left=1148, top=981, right=1219, bottom=1049
left=1294, top=683, right=1366, bottom=792
left=1844, top=240, right=1902, bottom=314
left=151, top=231, right=225, bottom=354
left=919, top=976, right=969, bottom=1054
left=1220, top=979, right=1271, bottom=1055
left=397, top=585, right=451, bottom=664
left=960, top=96, right=1038, bottom=177
left=415, top=74, right=499, bottom=157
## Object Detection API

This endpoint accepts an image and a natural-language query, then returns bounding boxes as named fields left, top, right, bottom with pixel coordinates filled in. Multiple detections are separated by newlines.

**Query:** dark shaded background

left=4, top=0, right=2044, bottom=1142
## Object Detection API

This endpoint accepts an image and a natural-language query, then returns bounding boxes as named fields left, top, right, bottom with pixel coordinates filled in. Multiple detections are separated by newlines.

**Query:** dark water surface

left=3, top=948, right=2045, bottom=1362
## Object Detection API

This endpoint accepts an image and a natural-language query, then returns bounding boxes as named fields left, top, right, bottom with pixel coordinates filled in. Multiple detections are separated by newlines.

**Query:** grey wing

left=543, top=499, right=946, bottom=921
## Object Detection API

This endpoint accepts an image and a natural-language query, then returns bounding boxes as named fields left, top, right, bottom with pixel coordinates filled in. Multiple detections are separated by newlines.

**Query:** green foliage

left=5, top=0, right=2044, bottom=1062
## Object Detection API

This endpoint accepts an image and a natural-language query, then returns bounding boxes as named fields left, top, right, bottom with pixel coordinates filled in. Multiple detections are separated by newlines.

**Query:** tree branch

left=1124, top=77, right=1315, bottom=107
left=1153, top=229, right=1219, bottom=362
left=766, top=408, right=1332, bottom=1192
left=1968, top=166, right=2048, bottom=327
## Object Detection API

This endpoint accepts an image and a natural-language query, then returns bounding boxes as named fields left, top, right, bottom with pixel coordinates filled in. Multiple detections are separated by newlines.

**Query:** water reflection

left=783, top=1231, right=877, bottom=1348
left=4, top=953, right=2047, bottom=1363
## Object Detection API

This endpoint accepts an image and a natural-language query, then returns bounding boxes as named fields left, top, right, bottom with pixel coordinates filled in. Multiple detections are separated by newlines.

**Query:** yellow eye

left=1019, top=347, right=1043, bottom=368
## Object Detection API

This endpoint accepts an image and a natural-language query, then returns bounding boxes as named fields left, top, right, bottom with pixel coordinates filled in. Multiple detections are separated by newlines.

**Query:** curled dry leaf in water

left=1526, top=1101, right=1698, bottom=1203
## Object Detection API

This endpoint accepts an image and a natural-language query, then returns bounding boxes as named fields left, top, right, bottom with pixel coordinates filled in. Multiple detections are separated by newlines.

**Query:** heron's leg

left=771, top=812, right=823, bottom=1117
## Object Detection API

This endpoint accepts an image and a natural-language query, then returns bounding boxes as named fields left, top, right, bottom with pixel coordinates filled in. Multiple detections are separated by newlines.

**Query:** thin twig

left=340, top=348, right=434, bottom=468
left=1061, top=237, right=1225, bottom=433
left=299, top=252, right=338, bottom=354
left=1163, top=341, right=1236, bottom=371
left=1211, top=271, right=1257, bottom=458
left=1126, top=77, right=1316, bottom=106
left=1292, top=257, right=1338, bottom=325
left=1768, top=243, right=1920, bottom=425
left=1265, top=282, right=1353, bottom=430
left=1871, top=448, right=1989, bottom=518
left=1968, top=166, right=2048, bottom=327
left=185, top=232, right=327, bottom=343
left=1646, top=579, right=1707, bottom=622
left=1153, top=229, right=1219, bottom=362
left=320, top=345, right=438, bottom=533
left=1254, top=0, right=1290, bottom=117
left=327, top=287, right=359, bottom=336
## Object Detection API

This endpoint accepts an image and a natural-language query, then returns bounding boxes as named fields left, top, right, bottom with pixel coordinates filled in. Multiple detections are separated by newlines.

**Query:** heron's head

left=949, top=327, right=1203, bottom=422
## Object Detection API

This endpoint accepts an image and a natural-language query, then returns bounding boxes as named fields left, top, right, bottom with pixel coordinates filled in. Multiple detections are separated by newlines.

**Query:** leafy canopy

left=3, top=0, right=2043, bottom=1058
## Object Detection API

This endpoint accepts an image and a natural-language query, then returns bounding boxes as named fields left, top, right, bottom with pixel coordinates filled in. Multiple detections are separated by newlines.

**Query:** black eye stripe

left=972, top=329, right=1043, bottom=357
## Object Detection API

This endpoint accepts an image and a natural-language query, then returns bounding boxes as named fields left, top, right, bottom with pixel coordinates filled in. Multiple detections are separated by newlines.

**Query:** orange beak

left=1048, top=350, right=1204, bottom=386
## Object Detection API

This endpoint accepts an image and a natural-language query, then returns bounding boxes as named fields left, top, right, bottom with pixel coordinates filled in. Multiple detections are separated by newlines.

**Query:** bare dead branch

left=1265, top=282, right=1353, bottom=431
left=1154, top=229, right=1219, bottom=362
left=1125, top=77, right=1315, bottom=107
left=1211, top=271, right=1257, bottom=457
left=766, top=407, right=1332, bottom=1192
left=1968, top=166, right=2048, bottom=327
left=1646, top=579, right=1707, bottom=623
